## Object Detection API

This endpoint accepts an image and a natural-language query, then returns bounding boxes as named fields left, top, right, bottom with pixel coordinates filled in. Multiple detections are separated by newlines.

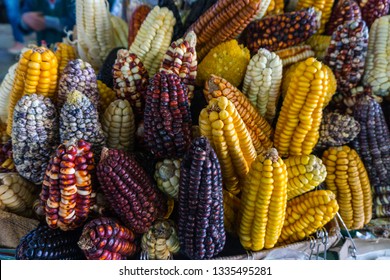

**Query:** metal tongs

left=336, top=212, right=357, bottom=260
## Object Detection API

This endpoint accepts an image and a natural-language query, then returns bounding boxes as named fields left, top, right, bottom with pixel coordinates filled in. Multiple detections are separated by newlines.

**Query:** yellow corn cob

left=199, top=96, right=257, bottom=194
left=363, top=15, right=390, bottom=97
left=110, top=15, right=129, bottom=48
left=76, top=0, right=115, bottom=70
left=7, top=46, right=58, bottom=135
left=275, top=45, right=315, bottom=67
left=154, top=159, right=181, bottom=200
left=196, top=40, right=250, bottom=88
left=266, top=0, right=285, bottom=15
left=238, top=148, right=287, bottom=251
left=97, top=80, right=116, bottom=114
left=0, top=173, right=36, bottom=218
left=54, top=42, right=76, bottom=76
left=306, top=35, right=331, bottom=61
left=0, top=63, right=17, bottom=123
left=322, top=146, right=372, bottom=229
left=274, top=57, right=336, bottom=157
left=285, top=154, right=327, bottom=200
left=141, top=219, right=180, bottom=260
left=254, top=0, right=272, bottom=20
left=129, top=6, right=176, bottom=76
left=204, top=75, right=273, bottom=155
left=277, top=190, right=339, bottom=245
left=242, top=48, right=283, bottom=125
left=296, top=0, right=336, bottom=33
left=223, top=189, right=241, bottom=235
left=101, top=99, right=135, bottom=151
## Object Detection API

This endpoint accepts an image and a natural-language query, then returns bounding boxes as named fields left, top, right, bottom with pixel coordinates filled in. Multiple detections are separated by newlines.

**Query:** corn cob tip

left=263, top=148, right=279, bottom=162
left=66, top=90, right=84, bottom=104
left=78, top=231, right=94, bottom=251
left=100, top=146, right=110, bottom=162
left=184, top=31, right=197, bottom=48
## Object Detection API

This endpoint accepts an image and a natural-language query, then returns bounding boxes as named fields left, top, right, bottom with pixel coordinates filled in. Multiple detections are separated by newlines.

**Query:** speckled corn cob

left=97, top=80, right=116, bottom=114
left=101, top=99, right=135, bottom=151
left=141, top=219, right=180, bottom=260
left=178, top=136, right=225, bottom=259
left=275, top=45, right=315, bottom=67
left=78, top=217, right=137, bottom=260
left=265, top=0, right=284, bottom=15
left=40, top=139, right=95, bottom=231
left=223, top=189, right=240, bottom=236
left=54, top=42, right=76, bottom=76
left=322, top=146, right=372, bottom=229
left=363, top=15, right=390, bottom=97
left=199, top=97, right=257, bottom=194
left=0, top=63, right=17, bottom=123
left=0, top=140, right=15, bottom=173
left=324, top=20, right=368, bottom=96
left=112, top=50, right=149, bottom=120
left=60, top=90, right=106, bottom=159
left=97, top=47, right=125, bottom=89
left=197, top=40, right=250, bottom=88
left=242, top=48, right=283, bottom=124
left=0, top=173, right=36, bottom=217
left=277, top=190, right=339, bottom=245
left=244, top=8, right=320, bottom=53
left=306, top=35, right=332, bottom=60
left=129, top=6, right=176, bottom=76
left=128, top=4, right=151, bottom=46
left=285, top=154, right=327, bottom=200
left=57, top=59, right=99, bottom=109
left=188, top=0, right=261, bottom=60
left=154, top=159, right=181, bottom=200
left=204, top=75, right=273, bottom=154
left=316, top=112, right=361, bottom=150
left=275, top=58, right=336, bottom=157
left=296, top=0, right=336, bottom=33
left=358, top=0, right=390, bottom=28
left=325, top=0, right=362, bottom=35
left=12, top=94, right=58, bottom=184
left=144, top=72, right=192, bottom=159
left=16, top=224, right=84, bottom=260
left=352, top=96, right=390, bottom=200
left=7, top=46, right=58, bottom=135
left=238, top=148, right=288, bottom=251
left=160, top=31, right=197, bottom=101
left=97, top=148, right=167, bottom=234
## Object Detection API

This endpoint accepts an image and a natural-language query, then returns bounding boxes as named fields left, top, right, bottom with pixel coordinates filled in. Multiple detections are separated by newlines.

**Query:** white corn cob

left=275, top=45, right=315, bottom=67
left=242, top=48, right=283, bottom=124
left=76, top=0, right=115, bottom=70
left=129, top=6, right=176, bottom=76
left=0, top=173, right=36, bottom=217
left=0, top=63, right=17, bottom=122
left=110, top=15, right=129, bottom=48
left=254, top=0, right=272, bottom=20
left=102, top=99, right=135, bottom=151
left=363, top=15, right=390, bottom=97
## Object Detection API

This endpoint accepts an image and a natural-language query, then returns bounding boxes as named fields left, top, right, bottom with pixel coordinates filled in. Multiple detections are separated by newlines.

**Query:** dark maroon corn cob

left=324, top=20, right=368, bottom=96
left=144, top=72, right=192, bottom=159
left=57, top=59, right=100, bottom=109
left=78, top=217, right=137, bottom=260
left=178, top=136, right=225, bottom=260
left=16, top=224, right=85, bottom=260
left=352, top=96, right=390, bottom=217
left=325, top=0, right=362, bottom=35
left=243, top=8, right=320, bottom=53
left=97, top=148, right=167, bottom=234
left=39, top=138, right=96, bottom=231
left=357, top=0, right=390, bottom=28
left=112, top=50, right=149, bottom=121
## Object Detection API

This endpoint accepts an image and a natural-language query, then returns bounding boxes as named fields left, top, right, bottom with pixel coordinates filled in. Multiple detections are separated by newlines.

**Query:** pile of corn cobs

left=1, top=0, right=390, bottom=260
